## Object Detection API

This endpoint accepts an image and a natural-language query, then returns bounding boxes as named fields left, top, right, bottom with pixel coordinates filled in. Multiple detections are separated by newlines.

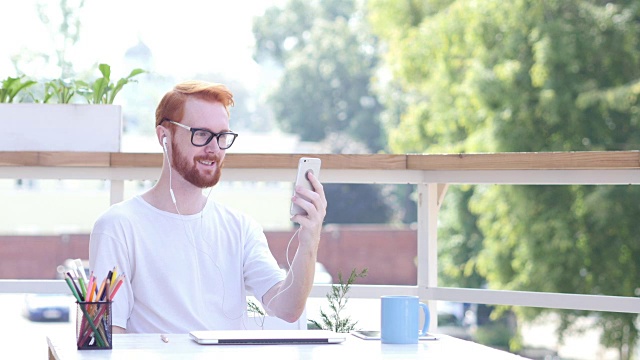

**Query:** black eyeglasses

left=160, top=118, right=238, bottom=149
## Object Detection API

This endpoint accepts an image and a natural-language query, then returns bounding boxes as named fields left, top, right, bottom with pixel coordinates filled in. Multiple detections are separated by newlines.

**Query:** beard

left=171, top=140, right=223, bottom=188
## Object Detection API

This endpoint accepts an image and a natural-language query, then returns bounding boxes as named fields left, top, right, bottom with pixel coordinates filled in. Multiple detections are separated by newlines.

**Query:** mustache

left=194, top=155, right=223, bottom=163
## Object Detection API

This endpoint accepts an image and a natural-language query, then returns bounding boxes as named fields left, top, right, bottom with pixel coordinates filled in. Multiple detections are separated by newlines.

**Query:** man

left=89, top=80, right=327, bottom=334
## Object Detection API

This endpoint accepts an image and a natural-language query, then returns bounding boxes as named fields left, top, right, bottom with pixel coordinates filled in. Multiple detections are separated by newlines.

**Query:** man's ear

left=156, top=125, right=168, bottom=149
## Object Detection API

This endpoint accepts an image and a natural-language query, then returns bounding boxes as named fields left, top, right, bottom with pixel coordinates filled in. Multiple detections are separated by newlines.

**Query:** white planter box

left=0, top=104, right=122, bottom=152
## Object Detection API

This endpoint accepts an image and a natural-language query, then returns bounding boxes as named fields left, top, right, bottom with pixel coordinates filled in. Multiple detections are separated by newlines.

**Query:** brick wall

left=0, top=225, right=418, bottom=285
left=268, top=225, right=417, bottom=285
left=0, top=234, right=89, bottom=279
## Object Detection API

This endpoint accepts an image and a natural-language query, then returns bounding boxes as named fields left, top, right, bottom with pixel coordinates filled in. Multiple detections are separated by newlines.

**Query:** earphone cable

left=264, top=227, right=299, bottom=314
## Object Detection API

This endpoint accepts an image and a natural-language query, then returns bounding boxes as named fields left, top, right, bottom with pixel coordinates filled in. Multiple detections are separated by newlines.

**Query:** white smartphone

left=290, top=157, right=322, bottom=216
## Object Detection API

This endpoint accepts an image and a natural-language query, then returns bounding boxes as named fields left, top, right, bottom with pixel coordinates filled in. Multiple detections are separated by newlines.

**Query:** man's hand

left=264, top=172, right=327, bottom=322
left=290, top=171, right=327, bottom=250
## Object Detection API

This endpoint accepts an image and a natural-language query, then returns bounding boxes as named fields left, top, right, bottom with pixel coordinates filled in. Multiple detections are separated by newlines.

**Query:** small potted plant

left=0, top=63, right=144, bottom=152
left=309, top=268, right=368, bottom=332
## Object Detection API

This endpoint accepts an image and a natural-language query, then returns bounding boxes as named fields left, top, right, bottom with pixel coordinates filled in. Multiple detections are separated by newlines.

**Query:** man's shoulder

left=94, top=196, right=143, bottom=225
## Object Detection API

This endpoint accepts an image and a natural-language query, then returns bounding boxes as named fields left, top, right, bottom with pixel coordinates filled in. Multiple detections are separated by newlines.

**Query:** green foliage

left=44, top=79, right=77, bottom=104
left=309, top=268, right=367, bottom=333
left=76, top=64, right=146, bottom=104
left=253, top=0, right=384, bottom=152
left=438, top=186, right=485, bottom=289
left=253, top=0, right=408, bottom=227
left=247, top=299, right=265, bottom=317
left=5, top=2, right=146, bottom=107
left=474, top=320, right=518, bottom=350
left=2, top=64, right=145, bottom=105
left=369, top=0, right=640, bottom=357
left=246, top=298, right=267, bottom=329
left=0, top=76, right=37, bottom=103
left=598, top=312, right=639, bottom=360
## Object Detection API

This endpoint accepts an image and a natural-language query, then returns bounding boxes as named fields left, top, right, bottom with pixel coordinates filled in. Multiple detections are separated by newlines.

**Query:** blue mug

left=380, top=295, right=430, bottom=344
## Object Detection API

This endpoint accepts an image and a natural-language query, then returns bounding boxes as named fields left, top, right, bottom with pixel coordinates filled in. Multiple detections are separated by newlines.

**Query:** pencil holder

left=75, top=301, right=112, bottom=350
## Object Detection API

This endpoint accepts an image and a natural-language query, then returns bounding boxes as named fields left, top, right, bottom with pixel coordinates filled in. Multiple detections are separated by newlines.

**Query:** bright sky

left=0, top=0, right=281, bottom=87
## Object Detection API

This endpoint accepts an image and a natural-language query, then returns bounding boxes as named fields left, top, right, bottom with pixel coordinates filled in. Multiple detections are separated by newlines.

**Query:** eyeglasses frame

left=160, top=118, right=238, bottom=150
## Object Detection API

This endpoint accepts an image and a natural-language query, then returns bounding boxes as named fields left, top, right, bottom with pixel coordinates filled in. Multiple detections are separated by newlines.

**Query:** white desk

left=47, top=333, right=529, bottom=359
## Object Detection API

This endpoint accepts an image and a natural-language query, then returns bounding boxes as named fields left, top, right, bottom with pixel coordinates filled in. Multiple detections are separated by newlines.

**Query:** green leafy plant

left=309, top=267, right=368, bottom=333
left=247, top=299, right=265, bottom=316
left=43, top=79, right=77, bottom=104
left=76, top=63, right=145, bottom=104
left=246, top=298, right=267, bottom=328
left=2, top=64, right=145, bottom=105
left=0, top=76, right=37, bottom=103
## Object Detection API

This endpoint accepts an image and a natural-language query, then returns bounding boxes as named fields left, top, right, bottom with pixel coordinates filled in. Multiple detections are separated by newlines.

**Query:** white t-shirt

left=89, top=195, right=285, bottom=333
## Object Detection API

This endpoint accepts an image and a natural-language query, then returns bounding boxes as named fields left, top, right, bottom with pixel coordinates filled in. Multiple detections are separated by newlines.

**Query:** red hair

left=155, top=80, right=234, bottom=126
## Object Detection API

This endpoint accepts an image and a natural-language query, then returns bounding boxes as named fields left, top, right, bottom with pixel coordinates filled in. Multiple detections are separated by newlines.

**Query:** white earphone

left=162, top=136, right=176, bottom=204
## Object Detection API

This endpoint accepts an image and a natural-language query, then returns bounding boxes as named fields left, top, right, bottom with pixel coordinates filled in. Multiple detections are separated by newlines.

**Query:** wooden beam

left=0, top=151, right=39, bottom=166
left=3, top=151, right=640, bottom=170
left=38, top=152, right=110, bottom=167
left=224, top=153, right=407, bottom=169
left=110, top=153, right=162, bottom=168
left=407, top=151, right=640, bottom=170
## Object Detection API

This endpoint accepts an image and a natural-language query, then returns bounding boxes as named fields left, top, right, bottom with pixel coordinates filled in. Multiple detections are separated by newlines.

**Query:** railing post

left=417, top=182, right=439, bottom=331
left=110, top=180, right=124, bottom=205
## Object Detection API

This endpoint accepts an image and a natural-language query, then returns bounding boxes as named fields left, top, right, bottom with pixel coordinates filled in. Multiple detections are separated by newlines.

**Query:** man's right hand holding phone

left=263, top=169, right=327, bottom=321
left=291, top=170, right=326, bottom=249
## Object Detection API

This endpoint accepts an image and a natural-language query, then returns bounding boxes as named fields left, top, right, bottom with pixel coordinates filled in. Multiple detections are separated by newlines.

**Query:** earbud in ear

left=162, top=136, right=168, bottom=153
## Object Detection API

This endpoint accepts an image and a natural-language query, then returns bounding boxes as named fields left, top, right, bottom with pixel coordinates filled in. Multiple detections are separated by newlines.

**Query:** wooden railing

left=1, top=151, right=639, bottom=330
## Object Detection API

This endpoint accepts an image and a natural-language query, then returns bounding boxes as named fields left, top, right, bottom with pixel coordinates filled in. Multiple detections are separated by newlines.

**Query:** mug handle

left=418, top=302, right=430, bottom=336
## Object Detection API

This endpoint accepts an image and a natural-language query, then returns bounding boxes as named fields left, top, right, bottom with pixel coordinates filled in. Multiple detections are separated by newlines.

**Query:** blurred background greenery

left=2, top=0, right=639, bottom=358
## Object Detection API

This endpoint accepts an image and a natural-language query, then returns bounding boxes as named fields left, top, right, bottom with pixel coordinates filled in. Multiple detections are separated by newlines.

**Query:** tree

left=253, top=0, right=403, bottom=225
left=12, top=0, right=86, bottom=79
left=369, top=0, right=640, bottom=357
left=254, top=0, right=384, bottom=150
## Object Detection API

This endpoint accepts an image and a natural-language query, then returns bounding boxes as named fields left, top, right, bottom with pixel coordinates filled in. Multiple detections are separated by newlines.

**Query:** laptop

left=189, top=329, right=346, bottom=345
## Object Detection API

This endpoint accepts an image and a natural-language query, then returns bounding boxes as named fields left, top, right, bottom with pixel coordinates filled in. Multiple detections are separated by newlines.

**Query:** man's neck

left=143, top=177, right=208, bottom=215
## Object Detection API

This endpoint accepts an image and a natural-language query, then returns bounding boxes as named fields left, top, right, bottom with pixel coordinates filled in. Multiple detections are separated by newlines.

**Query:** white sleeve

left=242, top=219, right=286, bottom=305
